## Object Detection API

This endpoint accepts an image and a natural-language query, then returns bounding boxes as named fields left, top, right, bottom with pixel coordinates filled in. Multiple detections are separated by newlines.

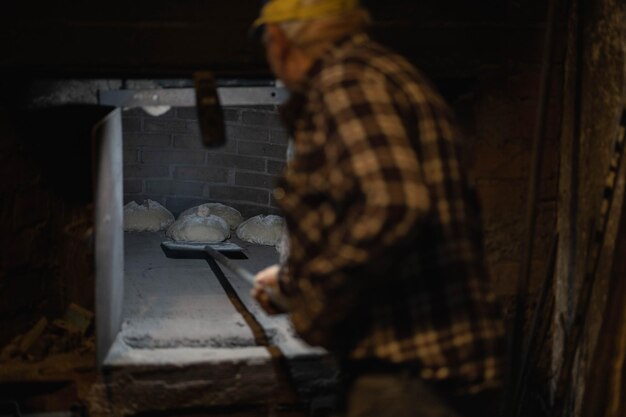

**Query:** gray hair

left=276, top=4, right=370, bottom=58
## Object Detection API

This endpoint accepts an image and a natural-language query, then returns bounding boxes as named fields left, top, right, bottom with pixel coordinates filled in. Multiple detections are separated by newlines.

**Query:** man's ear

left=267, top=24, right=290, bottom=59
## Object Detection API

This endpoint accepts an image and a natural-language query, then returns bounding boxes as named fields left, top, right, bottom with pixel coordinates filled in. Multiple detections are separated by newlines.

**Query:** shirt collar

left=303, top=31, right=369, bottom=86
left=279, top=31, right=369, bottom=131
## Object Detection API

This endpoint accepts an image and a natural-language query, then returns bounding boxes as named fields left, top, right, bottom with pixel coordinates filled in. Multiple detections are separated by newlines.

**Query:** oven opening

left=92, top=81, right=313, bottom=366
left=109, top=86, right=294, bottom=366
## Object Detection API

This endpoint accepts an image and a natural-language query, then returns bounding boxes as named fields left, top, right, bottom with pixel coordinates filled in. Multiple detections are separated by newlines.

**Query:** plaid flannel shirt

left=274, top=32, right=505, bottom=393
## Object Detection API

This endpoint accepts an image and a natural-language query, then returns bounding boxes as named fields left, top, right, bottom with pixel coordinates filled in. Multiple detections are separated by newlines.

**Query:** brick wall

left=122, top=106, right=289, bottom=218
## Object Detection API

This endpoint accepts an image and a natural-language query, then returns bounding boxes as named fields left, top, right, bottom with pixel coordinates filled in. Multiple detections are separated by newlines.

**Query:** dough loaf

left=166, top=214, right=230, bottom=243
left=124, top=200, right=175, bottom=232
left=179, top=203, right=243, bottom=230
left=236, top=215, right=285, bottom=246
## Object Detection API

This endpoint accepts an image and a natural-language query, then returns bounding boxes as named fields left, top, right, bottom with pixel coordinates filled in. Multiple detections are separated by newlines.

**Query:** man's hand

left=252, top=264, right=283, bottom=315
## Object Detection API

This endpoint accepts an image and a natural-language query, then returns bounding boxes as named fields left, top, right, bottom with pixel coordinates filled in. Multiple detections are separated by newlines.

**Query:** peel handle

left=202, top=245, right=291, bottom=312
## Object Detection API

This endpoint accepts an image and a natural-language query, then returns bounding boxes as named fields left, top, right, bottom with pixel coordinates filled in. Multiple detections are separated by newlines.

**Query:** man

left=251, top=1, right=505, bottom=416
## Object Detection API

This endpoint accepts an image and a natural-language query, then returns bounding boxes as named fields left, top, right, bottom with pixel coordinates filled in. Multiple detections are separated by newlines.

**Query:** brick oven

left=97, top=84, right=337, bottom=416
left=0, top=82, right=337, bottom=416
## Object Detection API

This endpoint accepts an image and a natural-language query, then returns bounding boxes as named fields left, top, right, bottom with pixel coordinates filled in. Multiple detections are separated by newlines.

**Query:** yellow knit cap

left=252, top=0, right=360, bottom=29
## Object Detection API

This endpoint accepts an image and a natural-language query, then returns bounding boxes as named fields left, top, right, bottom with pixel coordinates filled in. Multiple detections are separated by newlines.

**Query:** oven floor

left=120, top=232, right=265, bottom=350
left=104, top=231, right=322, bottom=364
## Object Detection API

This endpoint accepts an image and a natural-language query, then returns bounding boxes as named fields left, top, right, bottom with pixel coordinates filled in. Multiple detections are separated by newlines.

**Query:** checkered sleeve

left=281, top=66, right=434, bottom=345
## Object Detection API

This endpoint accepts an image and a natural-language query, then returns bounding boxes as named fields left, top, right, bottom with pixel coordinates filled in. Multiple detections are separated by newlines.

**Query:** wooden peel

left=160, top=241, right=291, bottom=312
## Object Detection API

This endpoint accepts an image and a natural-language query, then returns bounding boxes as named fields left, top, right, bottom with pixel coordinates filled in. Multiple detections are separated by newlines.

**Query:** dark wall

left=1, top=0, right=267, bottom=78
left=0, top=107, right=97, bottom=347
left=122, top=106, right=288, bottom=218
left=0, top=1, right=540, bottom=79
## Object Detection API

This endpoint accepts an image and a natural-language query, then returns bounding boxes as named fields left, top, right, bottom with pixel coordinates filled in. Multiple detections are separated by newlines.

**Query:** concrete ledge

left=90, top=343, right=280, bottom=417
